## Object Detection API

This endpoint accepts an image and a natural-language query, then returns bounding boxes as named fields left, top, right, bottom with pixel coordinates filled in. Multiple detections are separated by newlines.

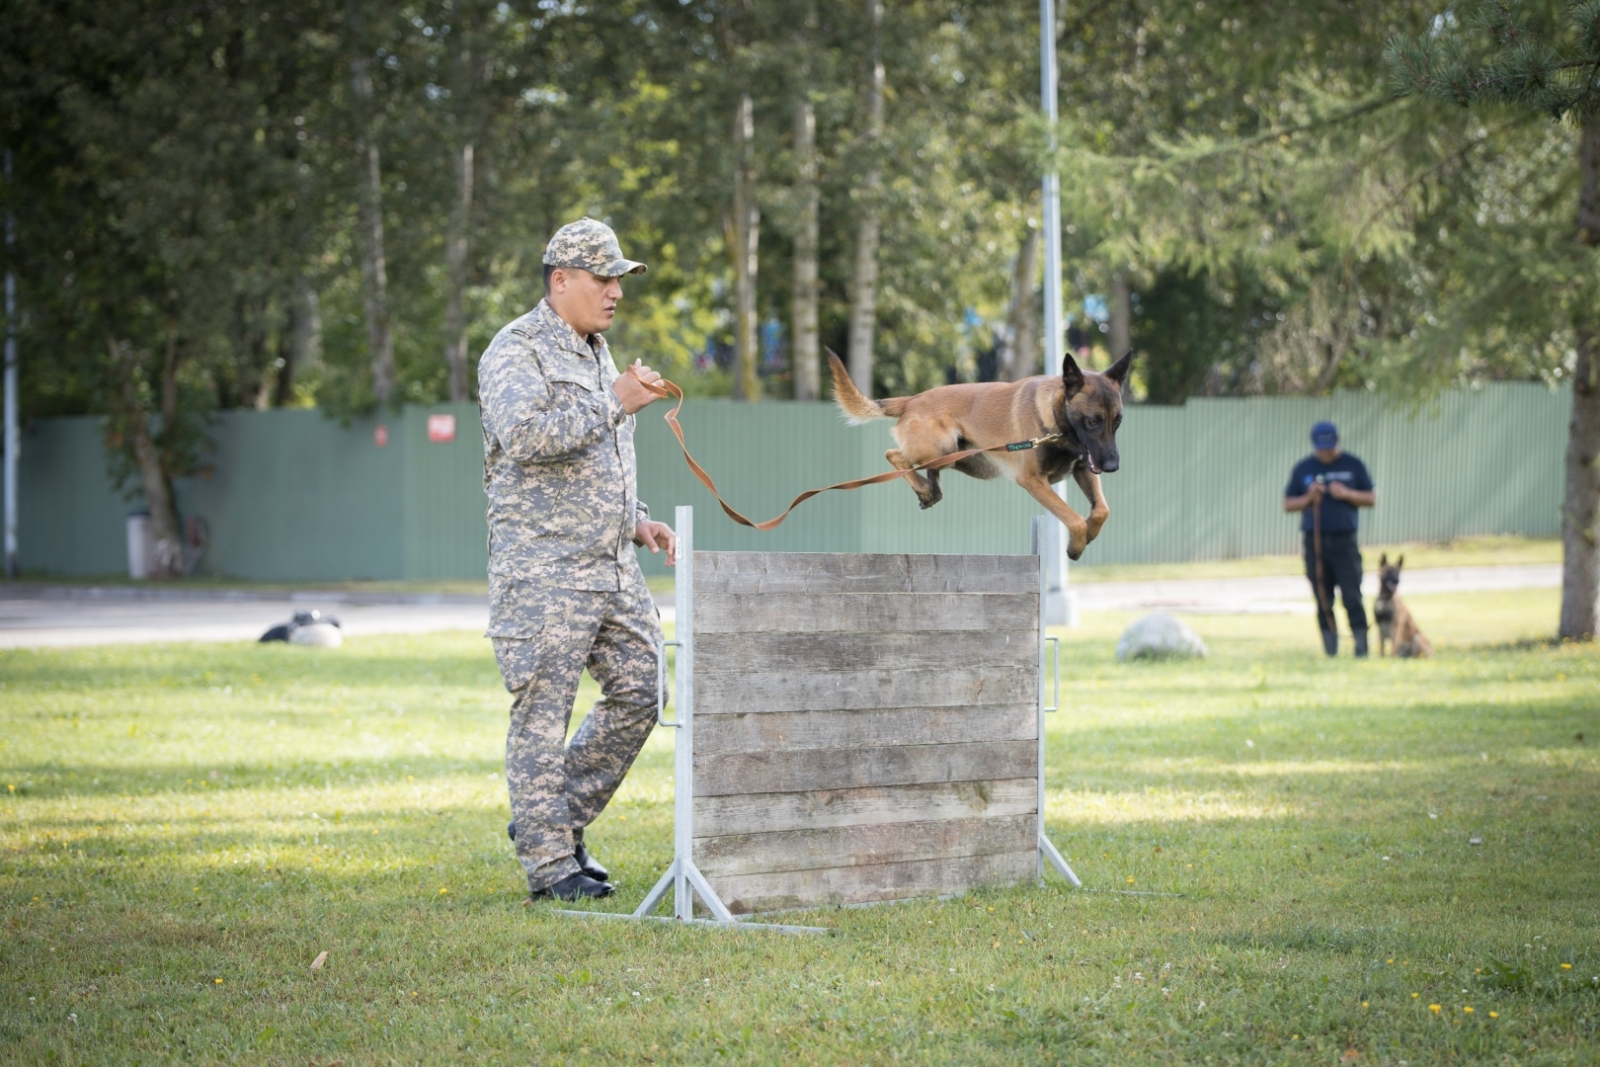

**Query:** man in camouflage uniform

left=478, top=218, right=676, bottom=901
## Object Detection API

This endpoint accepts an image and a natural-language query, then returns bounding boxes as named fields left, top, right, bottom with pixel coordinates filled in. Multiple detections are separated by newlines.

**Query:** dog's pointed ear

left=1379, top=553, right=1388, bottom=567
left=1061, top=352, right=1085, bottom=395
left=1396, top=554, right=1404, bottom=569
left=1105, top=349, right=1134, bottom=388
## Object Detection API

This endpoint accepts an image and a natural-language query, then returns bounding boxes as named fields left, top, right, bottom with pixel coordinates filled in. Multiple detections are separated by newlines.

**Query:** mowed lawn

left=1, top=588, right=1596, bottom=1066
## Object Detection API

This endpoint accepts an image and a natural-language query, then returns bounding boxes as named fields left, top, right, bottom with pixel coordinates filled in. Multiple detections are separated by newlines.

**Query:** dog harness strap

left=627, top=368, right=1066, bottom=532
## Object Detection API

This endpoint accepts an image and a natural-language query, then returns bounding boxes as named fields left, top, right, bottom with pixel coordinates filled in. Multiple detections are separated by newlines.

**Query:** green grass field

left=2, top=589, right=1596, bottom=1065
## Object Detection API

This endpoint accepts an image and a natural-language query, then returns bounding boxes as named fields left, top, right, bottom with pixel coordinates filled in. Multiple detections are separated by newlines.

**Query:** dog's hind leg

left=1017, top=472, right=1091, bottom=559
left=1071, top=465, right=1111, bottom=545
left=886, top=449, right=942, bottom=509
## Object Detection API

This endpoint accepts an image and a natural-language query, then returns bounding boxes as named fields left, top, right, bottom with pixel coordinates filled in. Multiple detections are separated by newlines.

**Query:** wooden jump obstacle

left=562, top=506, right=1078, bottom=933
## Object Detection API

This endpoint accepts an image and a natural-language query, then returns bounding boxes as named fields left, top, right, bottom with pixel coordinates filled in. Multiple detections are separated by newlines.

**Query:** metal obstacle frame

left=558, top=506, right=1079, bottom=933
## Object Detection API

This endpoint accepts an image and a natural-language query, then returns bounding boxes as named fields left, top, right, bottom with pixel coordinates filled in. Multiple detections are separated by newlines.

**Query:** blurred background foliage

left=0, top=0, right=1593, bottom=419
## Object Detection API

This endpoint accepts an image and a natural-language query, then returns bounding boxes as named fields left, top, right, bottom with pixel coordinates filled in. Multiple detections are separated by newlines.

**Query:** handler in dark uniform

left=477, top=218, right=676, bottom=901
left=1283, top=421, right=1376, bottom=657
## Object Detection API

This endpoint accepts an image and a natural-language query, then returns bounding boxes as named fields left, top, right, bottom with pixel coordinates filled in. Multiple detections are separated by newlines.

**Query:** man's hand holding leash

left=612, top=359, right=666, bottom=414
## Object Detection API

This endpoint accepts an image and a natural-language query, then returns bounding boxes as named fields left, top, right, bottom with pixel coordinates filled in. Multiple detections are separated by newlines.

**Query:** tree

left=791, top=86, right=822, bottom=400
left=345, top=0, right=397, bottom=407
left=731, top=91, right=761, bottom=401
left=2, top=0, right=342, bottom=575
left=1388, top=0, right=1600, bottom=638
left=846, top=0, right=885, bottom=398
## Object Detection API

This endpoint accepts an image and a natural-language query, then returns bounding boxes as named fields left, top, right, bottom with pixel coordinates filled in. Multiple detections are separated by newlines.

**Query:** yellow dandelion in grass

left=1463, top=1006, right=1474, bottom=1013
left=1360, top=1001, right=1369, bottom=1008
left=1561, top=963, right=1573, bottom=970
left=1411, top=993, right=1419, bottom=999
left=1489, top=1011, right=1499, bottom=1019
left=214, top=978, right=223, bottom=985
left=1429, top=1004, right=1441, bottom=1013
left=438, top=887, right=449, bottom=895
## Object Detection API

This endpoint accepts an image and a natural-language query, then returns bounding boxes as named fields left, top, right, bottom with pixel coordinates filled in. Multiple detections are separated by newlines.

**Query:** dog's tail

left=827, top=349, right=906, bottom=422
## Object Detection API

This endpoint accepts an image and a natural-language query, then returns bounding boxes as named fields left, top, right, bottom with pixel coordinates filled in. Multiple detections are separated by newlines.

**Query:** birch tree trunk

left=444, top=141, right=474, bottom=402
left=1109, top=270, right=1132, bottom=364
left=442, top=14, right=476, bottom=403
left=1004, top=227, right=1040, bottom=381
left=1559, top=115, right=1600, bottom=639
left=732, top=92, right=761, bottom=402
left=847, top=0, right=884, bottom=398
left=291, top=277, right=323, bottom=376
left=791, top=94, right=821, bottom=401
left=347, top=3, right=396, bottom=406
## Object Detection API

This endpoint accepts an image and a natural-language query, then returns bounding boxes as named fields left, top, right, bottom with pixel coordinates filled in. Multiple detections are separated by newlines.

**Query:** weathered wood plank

left=694, top=703, right=1036, bottom=756
left=693, top=739, right=1036, bottom=796
left=694, top=592, right=1037, bottom=634
left=694, top=777, right=1038, bottom=837
left=706, top=850, right=1038, bottom=914
left=694, top=813, right=1035, bottom=878
left=695, top=630, right=1037, bottom=676
left=696, top=666, right=1035, bottom=715
left=694, top=551, right=1038, bottom=595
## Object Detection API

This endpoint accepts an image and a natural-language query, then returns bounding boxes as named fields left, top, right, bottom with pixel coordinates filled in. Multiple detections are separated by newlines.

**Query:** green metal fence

left=16, top=383, right=1571, bottom=581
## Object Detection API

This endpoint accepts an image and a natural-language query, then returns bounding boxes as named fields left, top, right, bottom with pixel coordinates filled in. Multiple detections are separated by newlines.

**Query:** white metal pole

left=1040, top=0, right=1064, bottom=379
left=4, top=147, right=18, bottom=579
left=1039, top=0, right=1074, bottom=615
left=673, top=505, right=694, bottom=920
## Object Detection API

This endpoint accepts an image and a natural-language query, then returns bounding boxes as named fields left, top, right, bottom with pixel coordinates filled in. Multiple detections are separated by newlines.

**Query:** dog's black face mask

left=1378, top=553, right=1404, bottom=596
left=1060, top=351, right=1132, bottom=475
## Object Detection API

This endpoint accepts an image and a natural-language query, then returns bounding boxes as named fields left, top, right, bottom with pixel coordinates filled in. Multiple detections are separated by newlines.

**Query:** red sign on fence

left=427, top=414, right=457, bottom=443
left=374, top=424, right=388, bottom=448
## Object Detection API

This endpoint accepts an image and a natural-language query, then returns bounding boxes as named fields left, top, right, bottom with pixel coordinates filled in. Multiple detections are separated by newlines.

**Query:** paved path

left=0, top=586, right=489, bottom=649
left=1073, top=564, right=1560, bottom=615
left=0, top=563, right=1561, bottom=648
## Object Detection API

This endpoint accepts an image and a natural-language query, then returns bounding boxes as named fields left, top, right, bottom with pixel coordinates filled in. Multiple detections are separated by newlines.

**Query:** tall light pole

left=1039, top=0, right=1076, bottom=625
left=4, top=148, right=18, bottom=580
left=1040, top=0, right=1064, bottom=377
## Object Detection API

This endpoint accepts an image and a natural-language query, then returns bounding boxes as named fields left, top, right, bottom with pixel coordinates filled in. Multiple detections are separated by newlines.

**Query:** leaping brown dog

left=828, top=349, right=1132, bottom=560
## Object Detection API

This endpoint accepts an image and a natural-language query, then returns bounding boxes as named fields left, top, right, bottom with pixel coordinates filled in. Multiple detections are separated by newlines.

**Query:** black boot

left=1353, top=630, right=1369, bottom=658
left=508, top=821, right=609, bottom=881
left=572, top=829, right=609, bottom=882
left=1320, top=627, right=1338, bottom=657
left=530, top=871, right=615, bottom=901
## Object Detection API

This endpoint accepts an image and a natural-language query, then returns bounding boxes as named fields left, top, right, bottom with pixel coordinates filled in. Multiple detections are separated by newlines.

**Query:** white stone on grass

left=1115, top=613, right=1207, bottom=661
left=288, top=622, right=344, bottom=648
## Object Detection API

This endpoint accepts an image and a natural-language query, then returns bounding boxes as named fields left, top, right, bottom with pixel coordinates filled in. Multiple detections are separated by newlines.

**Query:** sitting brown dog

left=828, top=349, right=1132, bottom=560
left=1373, top=554, right=1432, bottom=658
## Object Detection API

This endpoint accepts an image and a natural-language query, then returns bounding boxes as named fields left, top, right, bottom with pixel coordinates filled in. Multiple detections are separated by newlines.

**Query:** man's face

left=549, top=267, right=624, bottom=336
left=1314, top=445, right=1341, bottom=463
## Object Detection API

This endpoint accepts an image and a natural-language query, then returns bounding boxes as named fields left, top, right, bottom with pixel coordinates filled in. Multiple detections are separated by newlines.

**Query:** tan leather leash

left=626, top=366, right=1064, bottom=532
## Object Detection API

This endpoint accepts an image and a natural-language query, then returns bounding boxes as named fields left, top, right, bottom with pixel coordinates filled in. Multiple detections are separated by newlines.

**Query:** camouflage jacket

left=478, top=299, right=649, bottom=597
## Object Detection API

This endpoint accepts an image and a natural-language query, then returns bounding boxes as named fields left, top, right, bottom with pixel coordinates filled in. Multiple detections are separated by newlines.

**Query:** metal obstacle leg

left=1032, top=515, right=1084, bottom=889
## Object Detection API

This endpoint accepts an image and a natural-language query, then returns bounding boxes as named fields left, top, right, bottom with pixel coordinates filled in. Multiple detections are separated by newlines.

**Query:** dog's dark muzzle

left=1088, top=448, right=1119, bottom=474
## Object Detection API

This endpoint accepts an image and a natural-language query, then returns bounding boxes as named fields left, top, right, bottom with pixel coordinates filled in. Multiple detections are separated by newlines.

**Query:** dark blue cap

left=1310, top=421, right=1338, bottom=449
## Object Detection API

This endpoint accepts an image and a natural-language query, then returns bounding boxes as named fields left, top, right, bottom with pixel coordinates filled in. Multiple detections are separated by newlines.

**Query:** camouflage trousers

left=490, top=573, right=662, bottom=891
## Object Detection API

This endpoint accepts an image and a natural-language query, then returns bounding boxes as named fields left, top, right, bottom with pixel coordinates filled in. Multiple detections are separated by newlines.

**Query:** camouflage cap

left=541, top=217, right=647, bottom=277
